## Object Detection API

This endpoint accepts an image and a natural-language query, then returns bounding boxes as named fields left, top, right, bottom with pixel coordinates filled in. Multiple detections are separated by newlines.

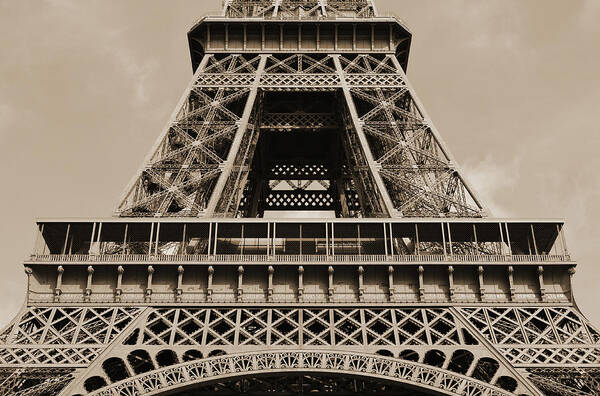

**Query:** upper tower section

left=187, top=0, right=412, bottom=72
left=223, top=0, right=378, bottom=19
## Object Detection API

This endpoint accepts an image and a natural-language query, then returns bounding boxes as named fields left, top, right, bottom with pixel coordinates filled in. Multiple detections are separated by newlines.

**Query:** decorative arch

left=87, top=350, right=514, bottom=396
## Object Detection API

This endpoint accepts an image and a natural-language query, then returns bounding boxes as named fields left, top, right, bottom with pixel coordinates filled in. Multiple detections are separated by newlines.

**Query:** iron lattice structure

left=1, top=1, right=597, bottom=395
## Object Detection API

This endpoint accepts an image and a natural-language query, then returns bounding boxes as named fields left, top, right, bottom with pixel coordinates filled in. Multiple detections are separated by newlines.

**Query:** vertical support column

left=388, top=223, right=394, bottom=256
left=498, top=222, right=506, bottom=255
left=387, top=266, right=395, bottom=302
left=207, top=23, right=212, bottom=49
left=237, top=266, right=244, bottom=302
left=448, top=266, right=455, bottom=302
left=207, top=266, right=214, bottom=302
left=334, top=24, right=338, bottom=50
left=357, top=266, right=365, bottom=302
left=267, top=266, right=274, bottom=302
left=568, top=266, right=576, bottom=302
left=54, top=266, right=64, bottom=302
left=240, top=224, right=245, bottom=257
left=279, top=24, right=283, bottom=50
left=507, top=266, right=515, bottom=301
left=447, top=223, right=453, bottom=256
left=298, top=266, right=304, bottom=302
left=225, top=23, right=229, bottom=50
left=331, top=223, right=335, bottom=257
left=316, top=24, right=321, bottom=50
left=145, top=266, right=154, bottom=302
left=333, top=55, right=396, bottom=216
left=370, top=24, right=375, bottom=50
left=85, top=266, right=94, bottom=302
left=328, top=266, right=335, bottom=302
left=176, top=266, right=185, bottom=302
left=116, top=266, right=124, bottom=302
left=477, top=266, right=485, bottom=302
left=24, top=267, right=33, bottom=305
left=537, top=266, right=546, bottom=301
left=417, top=266, right=425, bottom=302
left=266, top=222, right=271, bottom=257
left=205, top=55, right=268, bottom=216
left=382, top=224, right=388, bottom=257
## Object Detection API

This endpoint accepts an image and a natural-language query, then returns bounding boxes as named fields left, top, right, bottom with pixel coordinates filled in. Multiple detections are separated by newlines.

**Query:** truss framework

left=116, top=53, right=485, bottom=218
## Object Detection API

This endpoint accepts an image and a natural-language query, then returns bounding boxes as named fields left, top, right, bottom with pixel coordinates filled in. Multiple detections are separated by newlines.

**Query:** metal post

left=415, top=224, right=420, bottom=255
left=267, top=266, right=274, bottom=302
left=560, top=224, right=570, bottom=257
left=530, top=224, right=539, bottom=255
left=62, top=224, right=70, bottom=255
left=148, top=223, right=154, bottom=256
left=447, top=223, right=453, bottom=256
left=298, top=266, right=304, bottom=302
left=358, top=224, right=362, bottom=257
left=331, top=223, right=335, bottom=257
left=240, top=224, right=245, bottom=257
left=123, top=223, right=129, bottom=254
left=504, top=223, right=512, bottom=256
left=441, top=222, right=447, bottom=257
left=498, top=222, right=505, bottom=255
left=213, top=223, right=219, bottom=256
left=357, top=266, right=364, bottom=302
left=154, top=222, right=160, bottom=256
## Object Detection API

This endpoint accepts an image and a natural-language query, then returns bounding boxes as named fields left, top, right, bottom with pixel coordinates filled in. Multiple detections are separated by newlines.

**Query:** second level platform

left=28, top=218, right=572, bottom=267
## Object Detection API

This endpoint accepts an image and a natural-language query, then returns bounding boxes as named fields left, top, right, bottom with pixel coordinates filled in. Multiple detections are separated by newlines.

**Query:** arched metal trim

left=88, top=350, right=513, bottom=396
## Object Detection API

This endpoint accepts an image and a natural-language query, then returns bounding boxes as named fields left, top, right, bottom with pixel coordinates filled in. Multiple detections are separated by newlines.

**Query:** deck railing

left=27, top=253, right=571, bottom=264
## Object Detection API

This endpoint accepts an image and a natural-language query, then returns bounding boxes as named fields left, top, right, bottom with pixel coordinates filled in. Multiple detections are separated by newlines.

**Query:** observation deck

left=25, top=218, right=574, bottom=306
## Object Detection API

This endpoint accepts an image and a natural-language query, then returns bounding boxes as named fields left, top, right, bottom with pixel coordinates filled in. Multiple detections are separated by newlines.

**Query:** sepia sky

left=0, top=0, right=599, bottom=327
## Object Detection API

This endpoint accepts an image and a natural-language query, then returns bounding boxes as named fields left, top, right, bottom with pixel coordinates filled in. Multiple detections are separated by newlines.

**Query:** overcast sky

left=0, top=0, right=599, bottom=327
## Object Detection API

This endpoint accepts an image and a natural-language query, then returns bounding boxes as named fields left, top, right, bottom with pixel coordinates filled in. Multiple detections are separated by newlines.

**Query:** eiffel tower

left=1, top=1, right=598, bottom=395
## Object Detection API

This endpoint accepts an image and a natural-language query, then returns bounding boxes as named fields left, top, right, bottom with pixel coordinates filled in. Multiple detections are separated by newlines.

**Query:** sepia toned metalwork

left=0, top=1, right=596, bottom=395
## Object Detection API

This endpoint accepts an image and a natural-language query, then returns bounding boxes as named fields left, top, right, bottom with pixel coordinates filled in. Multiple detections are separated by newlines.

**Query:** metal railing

left=28, top=253, right=571, bottom=264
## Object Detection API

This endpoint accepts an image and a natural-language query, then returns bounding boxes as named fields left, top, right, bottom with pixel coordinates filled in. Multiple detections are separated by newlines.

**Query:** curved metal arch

left=88, top=350, right=513, bottom=396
